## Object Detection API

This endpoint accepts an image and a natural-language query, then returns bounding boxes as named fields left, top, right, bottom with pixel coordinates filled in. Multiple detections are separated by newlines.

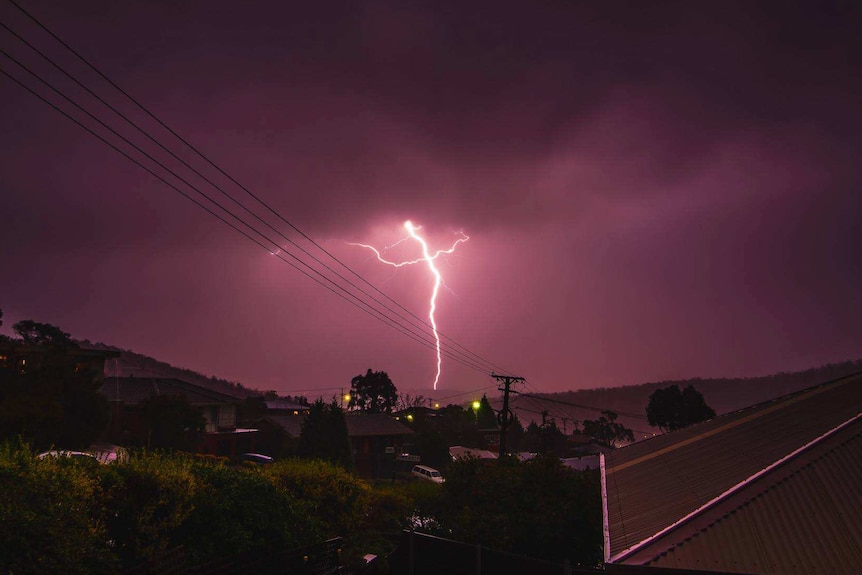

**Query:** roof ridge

left=608, top=376, right=856, bottom=475
left=641, top=423, right=862, bottom=564
left=609, top=409, right=862, bottom=563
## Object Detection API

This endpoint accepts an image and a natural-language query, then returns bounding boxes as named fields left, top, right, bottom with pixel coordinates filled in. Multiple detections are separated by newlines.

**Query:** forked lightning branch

left=350, top=221, right=469, bottom=390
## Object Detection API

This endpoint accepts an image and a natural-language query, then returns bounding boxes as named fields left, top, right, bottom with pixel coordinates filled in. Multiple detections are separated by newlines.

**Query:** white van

left=411, top=465, right=444, bottom=484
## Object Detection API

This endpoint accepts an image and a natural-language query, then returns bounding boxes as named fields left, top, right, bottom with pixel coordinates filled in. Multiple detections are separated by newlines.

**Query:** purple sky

left=2, top=1, right=861, bottom=398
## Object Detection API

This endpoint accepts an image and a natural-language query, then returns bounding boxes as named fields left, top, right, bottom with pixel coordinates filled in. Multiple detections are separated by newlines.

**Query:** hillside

left=83, top=340, right=252, bottom=398
left=81, top=337, right=861, bottom=437
left=502, top=359, right=862, bottom=439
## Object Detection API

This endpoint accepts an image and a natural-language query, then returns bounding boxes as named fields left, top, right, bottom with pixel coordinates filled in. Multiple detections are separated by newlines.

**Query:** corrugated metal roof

left=101, top=376, right=241, bottom=405
left=265, top=400, right=309, bottom=411
left=603, top=372, right=862, bottom=572
left=264, top=413, right=304, bottom=436
left=264, top=413, right=413, bottom=438
left=345, top=413, right=414, bottom=437
left=640, top=424, right=862, bottom=574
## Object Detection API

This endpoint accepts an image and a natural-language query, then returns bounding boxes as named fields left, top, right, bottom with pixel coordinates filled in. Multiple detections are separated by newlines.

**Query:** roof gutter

left=600, top=452, right=611, bottom=564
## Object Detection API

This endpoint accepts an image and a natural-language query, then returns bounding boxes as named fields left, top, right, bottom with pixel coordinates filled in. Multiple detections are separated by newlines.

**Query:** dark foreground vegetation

left=0, top=441, right=602, bottom=574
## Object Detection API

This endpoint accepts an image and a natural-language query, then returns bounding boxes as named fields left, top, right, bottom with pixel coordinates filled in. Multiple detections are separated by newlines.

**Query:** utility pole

left=492, top=373, right=524, bottom=459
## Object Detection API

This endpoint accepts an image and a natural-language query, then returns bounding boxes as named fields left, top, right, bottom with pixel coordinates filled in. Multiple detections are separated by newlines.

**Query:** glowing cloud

left=352, top=221, right=469, bottom=390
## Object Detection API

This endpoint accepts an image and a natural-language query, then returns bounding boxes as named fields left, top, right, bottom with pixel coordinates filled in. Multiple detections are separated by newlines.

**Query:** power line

left=0, top=62, right=482, bottom=374
left=512, top=388, right=650, bottom=420
left=431, top=383, right=499, bottom=404
left=0, top=9, right=508, bottom=379
left=521, top=379, right=570, bottom=423
left=2, top=0, right=513, bottom=379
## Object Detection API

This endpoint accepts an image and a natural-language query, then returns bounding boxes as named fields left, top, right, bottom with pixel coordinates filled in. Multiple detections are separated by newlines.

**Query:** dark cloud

left=2, top=1, right=861, bottom=394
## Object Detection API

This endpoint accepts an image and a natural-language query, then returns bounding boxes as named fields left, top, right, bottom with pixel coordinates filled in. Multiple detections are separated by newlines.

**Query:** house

left=101, top=376, right=256, bottom=456
left=601, top=372, right=862, bottom=575
left=449, top=445, right=497, bottom=461
left=266, top=399, right=311, bottom=416
left=346, top=414, right=414, bottom=479
left=561, top=454, right=599, bottom=471
left=262, top=410, right=414, bottom=478
left=568, top=432, right=611, bottom=456
left=0, top=340, right=119, bottom=384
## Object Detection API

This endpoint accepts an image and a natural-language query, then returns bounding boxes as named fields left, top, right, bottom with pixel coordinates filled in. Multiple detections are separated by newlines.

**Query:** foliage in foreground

left=435, top=455, right=603, bottom=567
left=0, top=443, right=379, bottom=573
left=0, top=439, right=116, bottom=573
left=0, top=440, right=604, bottom=573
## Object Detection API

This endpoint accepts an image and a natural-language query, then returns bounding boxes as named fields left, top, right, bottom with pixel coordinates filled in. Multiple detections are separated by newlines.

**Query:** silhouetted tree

left=504, top=413, right=525, bottom=453
left=646, top=384, right=716, bottom=432
left=298, top=399, right=353, bottom=470
left=409, top=427, right=451, bottom=471
left=0, top=308, right=9, bottom=343
left=439, top=455, right=602, bottom=565
left=348, top=369, right=397, bottom=414
left=433, top=404, right=485, bottom=448
left=475, top=394, right=498, bottom=430
left=12, top=320, right=72, bottom=345
left=0, top=322, right=108, bottom=450
left=139, top=394, right=205, bottom=451
left=237, top=396, right=268, bottom=425
left=521, top=420, right=568, bottom=457
left=396, top=393, right=427, bottom=411
left=582, top=410, right=634, bottom=448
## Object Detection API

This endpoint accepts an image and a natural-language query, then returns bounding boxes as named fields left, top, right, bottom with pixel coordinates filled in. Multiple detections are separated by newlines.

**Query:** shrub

left=98, top=450, right=199, bottom=567
left=0, top=439, right=116, bottom=573
left=178, top=461, right=323, bottom=564
left=438, top=455, right=603, bottom=566
left=264, top=458, right=371, bottom=539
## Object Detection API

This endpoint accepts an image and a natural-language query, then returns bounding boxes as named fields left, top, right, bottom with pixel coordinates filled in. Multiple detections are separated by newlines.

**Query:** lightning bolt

left=351, top=221, right=469, bottom=390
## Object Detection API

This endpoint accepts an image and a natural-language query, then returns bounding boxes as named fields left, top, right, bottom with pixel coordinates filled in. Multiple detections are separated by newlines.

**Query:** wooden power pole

left=492, top=373, right=524, bottom=459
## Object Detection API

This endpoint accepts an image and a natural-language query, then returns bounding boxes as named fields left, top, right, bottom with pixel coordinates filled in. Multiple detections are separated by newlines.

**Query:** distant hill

left=499, top=359, right=862, bottom=439
left=82, top=340, right=252, bottom=398
left=80, top=336, right=862, bottom=434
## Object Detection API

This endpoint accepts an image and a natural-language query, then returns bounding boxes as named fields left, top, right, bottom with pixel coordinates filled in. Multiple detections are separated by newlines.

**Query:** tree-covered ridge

left=83, top=341, right=253, bottom=398
left=511, top=359, right=862, bottom=431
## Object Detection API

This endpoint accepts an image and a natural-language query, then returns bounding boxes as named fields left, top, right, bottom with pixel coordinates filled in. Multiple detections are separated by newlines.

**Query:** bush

left=0, top=439, right=116, bottom=573
left=0, top=443, right=427, bottom=573
left=264, top=458, right=379, bottom=569
left=179, top=461, right=323, bottom=563
left=437, top=455, right=603, bottom=567
left=264, top=458, right=371, bottom=539
left=98, top=450, right=199, bottom=567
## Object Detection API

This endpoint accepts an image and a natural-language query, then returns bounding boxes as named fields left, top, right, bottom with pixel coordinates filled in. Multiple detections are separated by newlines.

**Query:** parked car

left=36, top=450, right=97, bottom=462
left=240, top=453, right=274, bottom=465
left=411, top=465, right=444, bottom=484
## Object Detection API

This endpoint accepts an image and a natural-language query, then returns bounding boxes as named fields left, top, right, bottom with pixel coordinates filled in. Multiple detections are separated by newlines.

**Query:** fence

left=388, top=530, right=598, bottom=575
left=122, top=537, right=344, bottom=575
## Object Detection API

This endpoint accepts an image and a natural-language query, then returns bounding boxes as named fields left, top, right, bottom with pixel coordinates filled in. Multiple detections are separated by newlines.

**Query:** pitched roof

left=265, top=400, right=310, bottom=412
left=345, top=413, right=414, bottom=437
left=100, top=377, right=241, bottom=405
left=263, top=413, right=304, bottom=437
left=603, top=372, right=862, bottom=573
left=450, top=446, right=498, bottom=460
left=262, top=413, right=413, bottom=438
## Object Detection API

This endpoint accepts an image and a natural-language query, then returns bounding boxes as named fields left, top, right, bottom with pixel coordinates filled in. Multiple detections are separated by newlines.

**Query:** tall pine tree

left=298, top=399, right=354, bottom=470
